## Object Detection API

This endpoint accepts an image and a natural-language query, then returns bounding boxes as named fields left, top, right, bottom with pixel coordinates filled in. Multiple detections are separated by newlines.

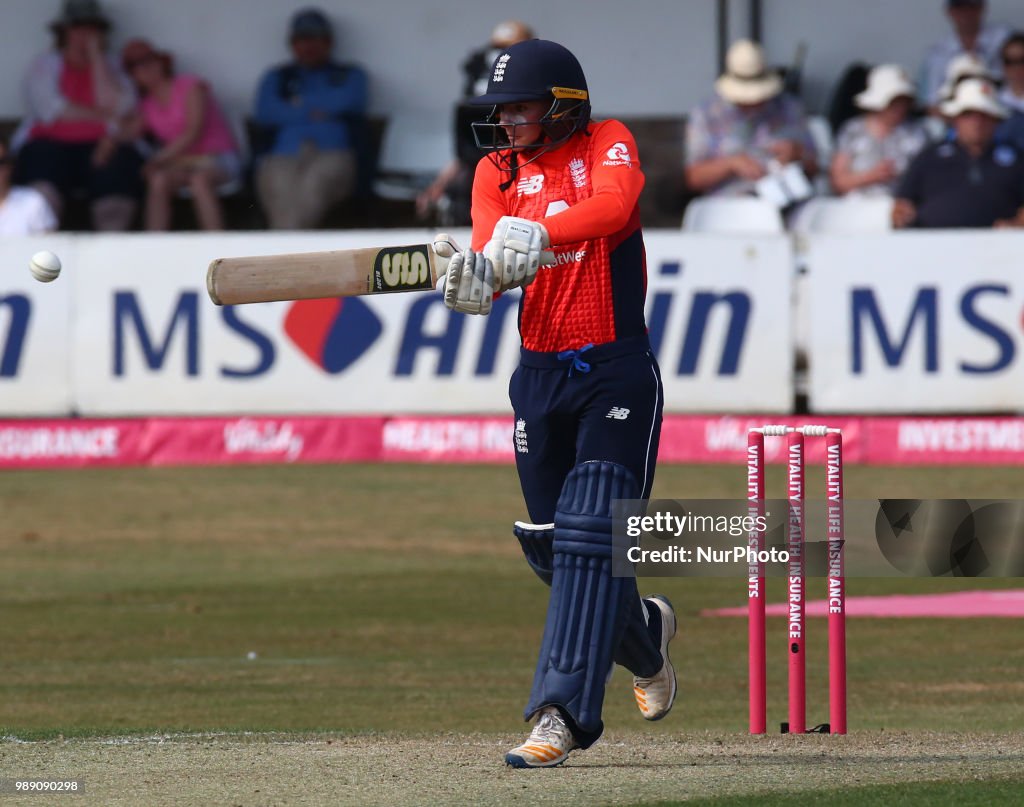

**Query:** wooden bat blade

left=207, top=244, right=439, bottom=305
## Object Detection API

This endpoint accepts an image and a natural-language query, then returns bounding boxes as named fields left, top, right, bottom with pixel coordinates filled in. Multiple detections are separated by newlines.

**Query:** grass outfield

left=1, top=463, right=1023, bottom=805
left=639, top=775, right=1024, bottom=807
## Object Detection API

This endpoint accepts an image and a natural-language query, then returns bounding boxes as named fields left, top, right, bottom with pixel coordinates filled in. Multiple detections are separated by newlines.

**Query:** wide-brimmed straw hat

left=50, top=0, right=110, bottom=31
left=715, top=40, right=783, bottom=105
left=940, top=77, right=1009, bottom=118
left=855, top=65, right=916, bottom=110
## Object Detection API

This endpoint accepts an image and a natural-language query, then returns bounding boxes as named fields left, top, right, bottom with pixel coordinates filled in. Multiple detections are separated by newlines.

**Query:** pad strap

left=513, top=521, right=555, bottom=585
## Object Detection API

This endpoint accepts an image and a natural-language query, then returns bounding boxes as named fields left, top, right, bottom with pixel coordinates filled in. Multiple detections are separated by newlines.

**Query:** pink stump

left=747, top=430, right=766, bottom=734
left=826, top=430, right=847, bottom=734
left=786, top=429, right=806, bottom=734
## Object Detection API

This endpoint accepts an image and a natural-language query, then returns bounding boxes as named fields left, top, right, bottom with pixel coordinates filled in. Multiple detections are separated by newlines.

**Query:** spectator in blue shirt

left=252, top=8, right=368, bottom=229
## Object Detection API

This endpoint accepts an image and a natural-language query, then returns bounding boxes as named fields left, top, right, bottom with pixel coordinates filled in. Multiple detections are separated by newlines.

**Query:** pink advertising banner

left=1, top=415, right=1023, bottom=469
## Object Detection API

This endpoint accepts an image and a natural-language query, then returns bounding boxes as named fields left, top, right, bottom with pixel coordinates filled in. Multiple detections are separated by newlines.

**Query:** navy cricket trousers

left=509, top=334, right=665, bottom=684
left=510, top=335, right=663, bottom=521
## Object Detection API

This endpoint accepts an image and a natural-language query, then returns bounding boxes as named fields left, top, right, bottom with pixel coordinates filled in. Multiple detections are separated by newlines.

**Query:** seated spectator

left=462, top=19, right=534, bottom=98
left=416, top=19, right=534, bottom=225
left=831, top=65, right=930, bottom=196
left=996, top=32, right=1024, bottom=150
left=120, top=39, right=240, bottom=231
left=935, top=52, right=995, bottom=111
left=919, top=0, right=1009, bottom=110
left=12, top=0, right=141, bottom=231
left=893, top=79, right=1024, bottom=228
left=1000, top=33, right=1024, bottom=112
left=0, top=141, right=58, bottom=235
left=252, top=7, right=368, bottom=230
left=685, top=39, right=817, bottom=198
left=927, top=53, right=997, bottom=140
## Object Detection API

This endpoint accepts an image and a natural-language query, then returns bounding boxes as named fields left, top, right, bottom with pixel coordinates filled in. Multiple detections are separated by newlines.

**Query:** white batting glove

left=432, top=232, right=461, bottom=290
left=484, top=216, right=555, bottom=292
left=432, top=233, right=494, bottom=315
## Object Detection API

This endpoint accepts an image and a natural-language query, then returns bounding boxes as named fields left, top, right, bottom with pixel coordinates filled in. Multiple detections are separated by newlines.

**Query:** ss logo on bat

left=373, top=246, right=433, bottom=293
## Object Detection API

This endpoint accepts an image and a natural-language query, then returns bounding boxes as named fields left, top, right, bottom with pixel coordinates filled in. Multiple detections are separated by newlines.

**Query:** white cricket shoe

left=633, top=594, right=678, bottom=721
left=505, top=707, right=580, bottom=768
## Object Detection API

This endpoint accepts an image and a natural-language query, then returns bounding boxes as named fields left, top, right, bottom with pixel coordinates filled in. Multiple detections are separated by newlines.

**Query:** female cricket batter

left=432, top=39, right=677, bottom=768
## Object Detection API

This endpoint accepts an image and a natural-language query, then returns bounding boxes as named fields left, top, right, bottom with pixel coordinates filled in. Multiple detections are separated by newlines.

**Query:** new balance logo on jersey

left=517, top=175, right=544, bottom=195
left=492, top=54, right=510, bottom=83
left=606, top=407, right=631, bottom=420
left=603, top=142, right=632, bottom=167
left=569, top=158, right=587, bottom=188
left=515, top=418, right=529, bottom=453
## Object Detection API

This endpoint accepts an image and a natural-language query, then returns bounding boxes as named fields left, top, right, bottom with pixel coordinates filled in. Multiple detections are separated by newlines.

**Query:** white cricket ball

left=29, top=250, right=62, bottom=283
left=246, top=651, right=258, bottom=660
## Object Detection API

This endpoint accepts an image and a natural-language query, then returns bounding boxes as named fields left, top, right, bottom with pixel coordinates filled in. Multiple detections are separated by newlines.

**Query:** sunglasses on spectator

left=1003, top=55, right=1024, bottom=66
left=0, top=156, right=12, bottom=166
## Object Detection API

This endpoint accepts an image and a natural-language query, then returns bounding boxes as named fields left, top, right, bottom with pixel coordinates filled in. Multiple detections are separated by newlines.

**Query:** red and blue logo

left=283, top=298, right=383, bottom=374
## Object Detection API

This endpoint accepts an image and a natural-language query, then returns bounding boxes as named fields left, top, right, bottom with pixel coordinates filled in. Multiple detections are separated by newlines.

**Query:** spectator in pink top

left=13, top=0, right=141, bottom=231
left=121, top=39, right=241, bottom=231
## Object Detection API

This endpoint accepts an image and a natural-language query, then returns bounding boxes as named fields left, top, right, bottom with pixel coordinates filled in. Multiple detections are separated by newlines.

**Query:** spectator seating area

left=1, top=112, right=692, bottom=231
left=372, top=111, right=453, bottom=203
left=682, top=196, right=784, bottom=234
left=8, top=93, right=992, bottom=237
left=682, top=195, right=895, bottom=235
left=791, top=195, right=894, bottom=233
left=9, top=2, right=1023, bottom=236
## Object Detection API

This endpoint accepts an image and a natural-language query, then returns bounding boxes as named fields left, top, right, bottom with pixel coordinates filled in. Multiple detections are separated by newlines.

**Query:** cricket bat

left=206, top=243, right=442, bottom=305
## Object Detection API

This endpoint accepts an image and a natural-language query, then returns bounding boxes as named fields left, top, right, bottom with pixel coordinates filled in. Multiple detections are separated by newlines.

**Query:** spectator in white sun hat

left=894, top=78, right=1024, bottom=229
left=937, top=53, right=996, bottom=105
left=685, top=38, right=817, bottom=197
left=919, top=0, right=1009, bottom=108
left=831, top=65, right=931, bottom=196
left=926, top=53, right=999, bottom=140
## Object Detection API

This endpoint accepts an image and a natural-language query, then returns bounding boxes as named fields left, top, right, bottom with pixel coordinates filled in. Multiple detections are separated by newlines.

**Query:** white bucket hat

left=715, top=39, right=783, bottom=105
left=937, top=53, right=993, bottom=102
left=940, top=77, right=1009, bottom=118
left=855, top=65, right=916, bottom=110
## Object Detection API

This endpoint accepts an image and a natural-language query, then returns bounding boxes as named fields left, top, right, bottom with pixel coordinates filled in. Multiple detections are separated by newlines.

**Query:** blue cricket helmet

left=471, top=39, right=589, bottom=107
left=469, top=39, right=592, bottom=173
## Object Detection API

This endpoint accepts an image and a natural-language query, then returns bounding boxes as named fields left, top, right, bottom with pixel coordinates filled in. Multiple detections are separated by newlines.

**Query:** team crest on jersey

left=492, top=54, right=510, bottom=83
left=517, top=174, right=545, bottom=195
left=603, top=142, right=632, bottom=166
left=569, top=158, right=587, bottom=188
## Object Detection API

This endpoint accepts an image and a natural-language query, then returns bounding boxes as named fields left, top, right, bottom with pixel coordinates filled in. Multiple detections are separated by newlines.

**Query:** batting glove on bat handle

left=432, top=233, right=462, bottom=292
left=485, top=216, right=554, bottom=293
left=442, top=249, right=494, bottom=315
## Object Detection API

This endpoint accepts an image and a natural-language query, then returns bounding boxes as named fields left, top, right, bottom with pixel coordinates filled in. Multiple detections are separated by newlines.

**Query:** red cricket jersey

left=470, top=119, right=648, bottom=353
